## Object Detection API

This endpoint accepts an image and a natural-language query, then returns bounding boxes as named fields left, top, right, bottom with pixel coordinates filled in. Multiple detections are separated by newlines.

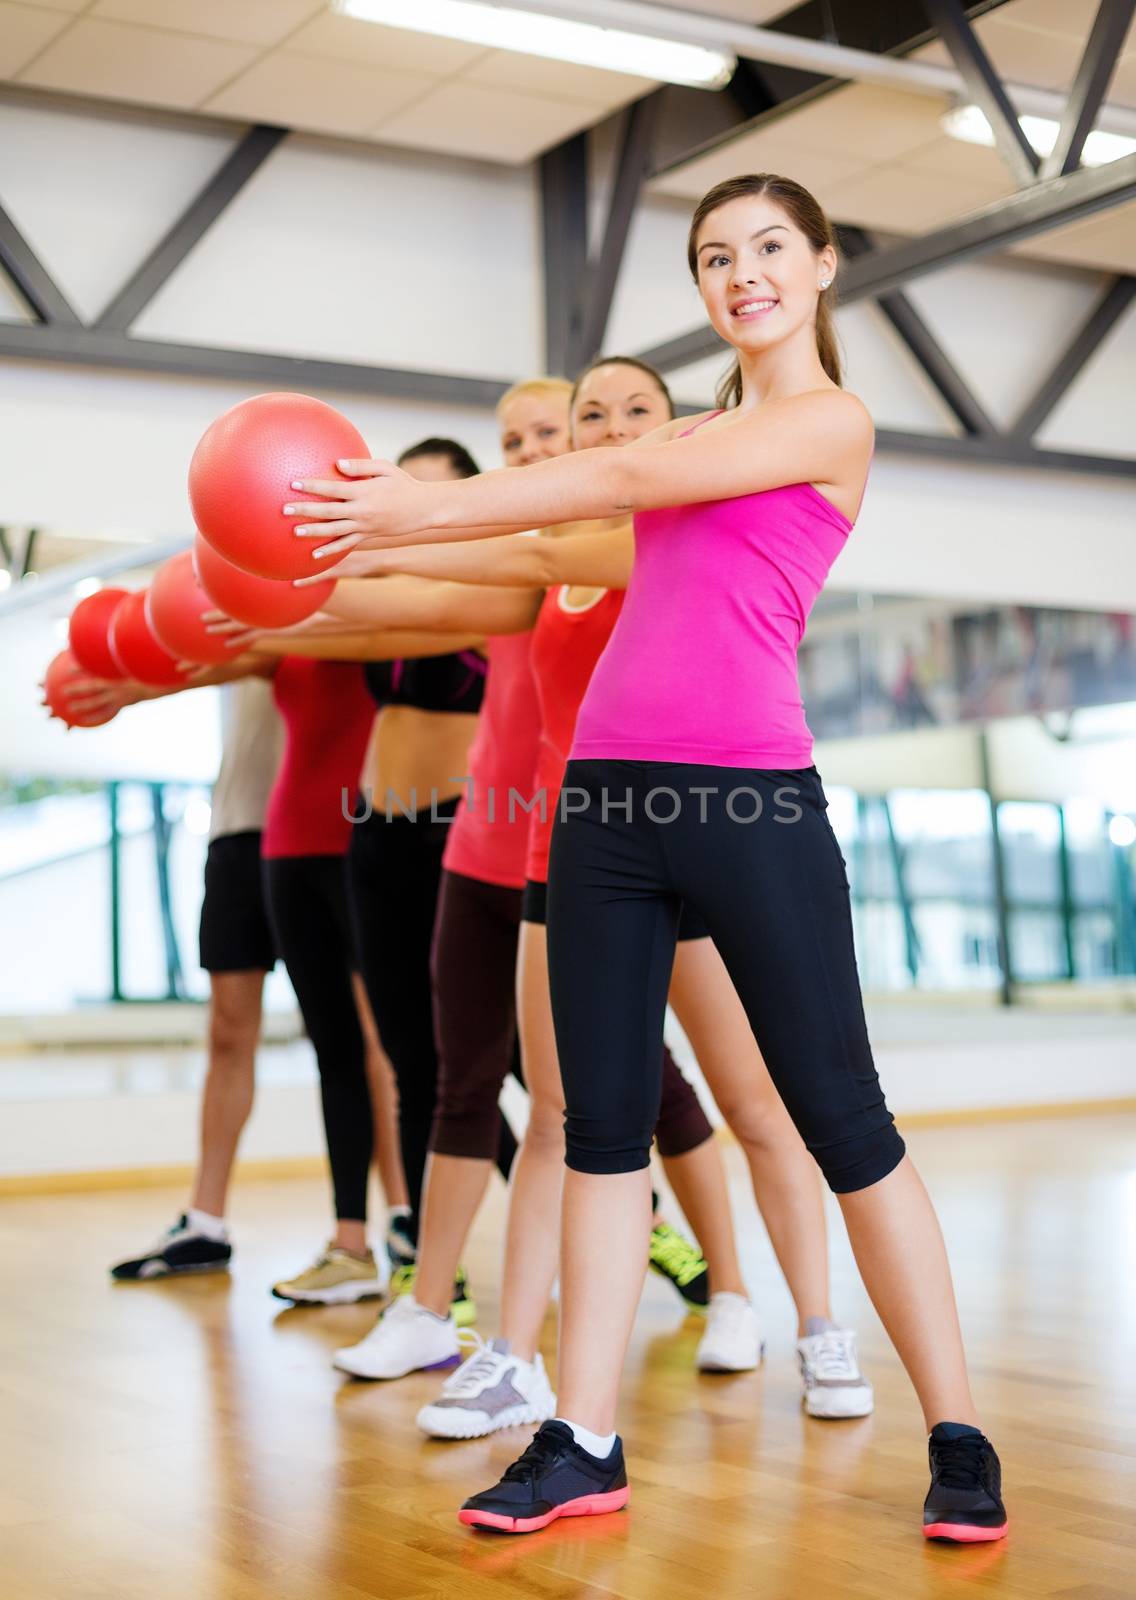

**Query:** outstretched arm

left=322, top=523, right=634, bottom=596
left=319, top=575, right=541, bottom=635
left=286, top=391, right=873, bottom=559
left=247, top=627, right=485, bottom=663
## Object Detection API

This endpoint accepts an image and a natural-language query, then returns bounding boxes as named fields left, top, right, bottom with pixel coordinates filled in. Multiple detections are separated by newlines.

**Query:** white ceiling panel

left=90, top=0, right=325, bottom=48
left=824, top=163, right=1014, bottom=235
left=12, top=0, right=86, bottom=11
left=1108, top=49, right=1136, bottom=108
left=374, top=82, right=602, bottom=165
left=284, top=11, right=488, bottom=75
left=1014, top=201, right=1136, bottom=274
left=895, top=132, right=1016, bottom=185
left=653, top=129, right=871, bottom=206
left=912, top=20, right=1078, bottom=94
left=205, top=53, right=438, bottom=140
left=463, top=48, right=653, bottom=108
left=17, top=17, right=259, bottom=108
left=999, top=0, right=1119, bottom=39
left=746, top=85, right=952, bottom=166
left=0, top=2, right=72, bottom=77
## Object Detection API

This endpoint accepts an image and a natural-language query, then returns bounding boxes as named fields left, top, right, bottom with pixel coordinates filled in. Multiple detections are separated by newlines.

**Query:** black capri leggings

left=547, top=762, right=905, bottom=1194
left=263, top=854, right=372, bottom=1221
left=430, top=867, right=714, bottom=1164
left=348, top=804, right=518, bottom=1241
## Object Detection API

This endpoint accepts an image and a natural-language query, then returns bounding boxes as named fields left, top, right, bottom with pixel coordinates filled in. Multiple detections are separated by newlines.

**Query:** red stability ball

left=147, top=549, right=235, bottom=666
left=193, top=533, right=334, bottom=629
left=42, top=649, right=118, bottom=728
left=188, top=391, right=368, bottom=581
left=109, top=590, right=191, bottom=687
left=69, top=586, right=129, bottom=679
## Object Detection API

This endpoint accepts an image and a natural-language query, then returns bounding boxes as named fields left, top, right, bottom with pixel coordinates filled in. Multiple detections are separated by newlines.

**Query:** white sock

left=387, top=1204, right=411, bottom=1222
left=555, top=1417, right=616, bottom=1459
left=187, top=1207, right=228, bottom=1242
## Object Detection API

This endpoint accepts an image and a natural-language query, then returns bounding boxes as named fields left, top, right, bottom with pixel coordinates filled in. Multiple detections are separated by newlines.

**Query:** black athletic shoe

left=385, top=1211, right=416, bottom=1272
left=648, top=1222, right=710, bottom=1310
left=923, top=1422, right=1008, bottom=1542
left=459, top=1420, right=630, bottom=1534
left=110, top=1214, right=231, bottom=1281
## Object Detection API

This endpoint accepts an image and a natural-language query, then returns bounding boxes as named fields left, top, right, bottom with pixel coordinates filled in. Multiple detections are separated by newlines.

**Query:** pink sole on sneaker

left=459, top=1486, right=630, bottom=1534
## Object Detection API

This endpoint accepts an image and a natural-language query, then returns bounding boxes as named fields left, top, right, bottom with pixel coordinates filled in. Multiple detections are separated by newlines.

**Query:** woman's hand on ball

left=285, top=458, right=426, bottom=559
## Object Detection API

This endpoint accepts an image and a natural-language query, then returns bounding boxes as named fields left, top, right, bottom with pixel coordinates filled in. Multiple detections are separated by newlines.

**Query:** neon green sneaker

left=649, top=1222, right=710, bottom=1311
left=389, top=1262, right=477, bottom=1327
left=271, top=1246, right=383, bottom=1305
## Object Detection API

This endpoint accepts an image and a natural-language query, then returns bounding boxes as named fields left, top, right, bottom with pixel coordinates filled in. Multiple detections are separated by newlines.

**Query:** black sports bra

left=363, top=651, right=486, bottom=715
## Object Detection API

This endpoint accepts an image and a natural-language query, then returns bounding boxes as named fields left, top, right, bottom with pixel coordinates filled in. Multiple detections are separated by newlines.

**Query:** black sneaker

left=385, top=1211, right=416, bottom=1273
left=459, top=1420, right=629, bottom=1534
left=648, top=1222, right=710, bottom=1310
left=111, top=1214, right=232, bottom=1281
left=923, top=1422, right=1008, bottom=1542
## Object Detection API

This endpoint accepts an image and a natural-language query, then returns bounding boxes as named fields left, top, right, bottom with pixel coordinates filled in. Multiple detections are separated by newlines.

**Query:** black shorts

left=521, top=876, right=709, bottom=940
left=198, top=831, right=276, bottom=973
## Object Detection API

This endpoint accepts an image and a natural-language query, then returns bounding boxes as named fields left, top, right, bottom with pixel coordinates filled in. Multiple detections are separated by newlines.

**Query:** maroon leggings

left=429, top=868, right=712, bottom=1162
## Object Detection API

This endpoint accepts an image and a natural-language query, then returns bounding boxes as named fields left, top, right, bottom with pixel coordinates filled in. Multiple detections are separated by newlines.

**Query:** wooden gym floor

left=1, top=1111, right=1133, bottom=1600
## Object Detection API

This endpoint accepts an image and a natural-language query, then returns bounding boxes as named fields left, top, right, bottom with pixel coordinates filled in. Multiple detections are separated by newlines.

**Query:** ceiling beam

left=0, top=320, right=513, bottom=407
left=0, top=202, right=81, bottom=327
left=1010, top=274, right=1136, bottom=439
left=923, top=0, right=1040, bottom=185
left=94, top=124, right=287, bottom=334
left=1042, top=0, right=1135, bottom=179
left=539, top=133, right=590, bottom=374
left=579, top=92, right=662, bottom=365
left=873, top=427, right=1135, bottom=477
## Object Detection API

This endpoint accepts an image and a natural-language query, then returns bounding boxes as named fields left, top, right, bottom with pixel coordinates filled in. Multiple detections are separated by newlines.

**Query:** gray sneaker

left=416, top=1332, right=556, bottom=1439
left=797, top=1323, right=874, bottom=1418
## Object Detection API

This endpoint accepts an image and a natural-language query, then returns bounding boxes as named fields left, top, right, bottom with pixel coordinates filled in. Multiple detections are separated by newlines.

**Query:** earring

left=820, top=278, right=832, bottom=289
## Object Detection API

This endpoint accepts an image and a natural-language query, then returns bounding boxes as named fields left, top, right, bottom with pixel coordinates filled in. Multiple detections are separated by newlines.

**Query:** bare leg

left=658, top=1139, right=746, bottom=1297
left=189, top=969, right=265, bottom=1217
left=414, top=1151, right=495, bottom=1316
left=499, top=923, right=566, bottom=1363
left=840, top=1158, right=978, bottom=1428
left=669, top=940, right=831, bottom=1333
left=557, top=1169, right=652, bottom=1435
left=352, top=972, right=408, bottom=1211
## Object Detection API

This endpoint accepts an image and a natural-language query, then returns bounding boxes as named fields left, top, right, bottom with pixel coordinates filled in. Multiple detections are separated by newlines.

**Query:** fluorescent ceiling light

left=942, top=104, right=1136, bottom=167
left=335, top=0, right=735, bottom=89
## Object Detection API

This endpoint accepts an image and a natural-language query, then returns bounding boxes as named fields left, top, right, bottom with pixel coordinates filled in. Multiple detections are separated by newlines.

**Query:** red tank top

left=443, top=632, right=543, bottom=890
left=262, top=657, right=375, bottom=859
left=526, top=586, right=623, bottom=883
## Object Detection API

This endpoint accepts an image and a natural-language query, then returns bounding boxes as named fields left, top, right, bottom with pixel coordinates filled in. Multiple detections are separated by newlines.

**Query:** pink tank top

left=442, top=632, right=542, bottom=890
left=572, top=415, right=856, bottom=769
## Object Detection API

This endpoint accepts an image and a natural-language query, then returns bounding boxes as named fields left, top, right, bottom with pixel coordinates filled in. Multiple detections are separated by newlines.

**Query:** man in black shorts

left=111, top=678, right=282, bottom=1279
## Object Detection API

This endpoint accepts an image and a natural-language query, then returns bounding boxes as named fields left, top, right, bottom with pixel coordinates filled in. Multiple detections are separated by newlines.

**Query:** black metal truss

left=579, top=93, right=662, bottom=367
left=95, top=124, right=287, bottom=334
left=1042, top=0, right=1135, bottom=179
left=0, top=202, right=80, bottom=326
left=923, top=0, right=1040, bottom=185
left=1010, top=275, right=1136, bottom=439
left=539, top=131, right=590, bottom=374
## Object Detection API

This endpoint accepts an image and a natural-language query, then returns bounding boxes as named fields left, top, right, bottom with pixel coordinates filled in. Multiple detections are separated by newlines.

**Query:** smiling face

left=693, top=193, right=835, bottom=360
left=499, top=390, right=572, bottom=466
left=571, top=362, right=673, bottom=450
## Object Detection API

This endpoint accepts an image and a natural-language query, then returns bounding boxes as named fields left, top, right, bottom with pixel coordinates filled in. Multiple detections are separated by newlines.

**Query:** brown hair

left=686, top=174, right=842, bottom=409
left=569, top=355, right=675, bottom=420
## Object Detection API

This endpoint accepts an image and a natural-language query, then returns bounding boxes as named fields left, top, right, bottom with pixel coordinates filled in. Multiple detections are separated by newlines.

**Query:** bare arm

left=287, top=391, right=873, bottom=557
left=320, top=575, right=542, bottom=636
left=247, top=627, right=486, bottom=663
left=328, top=522, right=634, bottom=592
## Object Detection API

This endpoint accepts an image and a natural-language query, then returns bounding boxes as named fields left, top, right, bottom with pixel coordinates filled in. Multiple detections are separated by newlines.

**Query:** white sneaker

left=416, top=1332, right=556, bottom=1439
left=333, top=1293, right=459, bottom=1380
left=696, top=1292, right=765, bottom=1372
left=796, top=1325, right=874, bottom=1418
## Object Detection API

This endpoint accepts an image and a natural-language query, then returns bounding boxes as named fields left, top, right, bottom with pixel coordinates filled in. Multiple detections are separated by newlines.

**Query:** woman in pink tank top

left=290, top=182, right=1006, bottom=1544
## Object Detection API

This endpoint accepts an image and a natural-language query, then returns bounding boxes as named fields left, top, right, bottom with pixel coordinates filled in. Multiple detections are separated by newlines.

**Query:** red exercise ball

left=147, top=550, right=234, bottom=666
left=189, top=392, right=368, bottom=581
left=193, top=533, right=334, bottom=629
left=42, top=649, right=118, bottom=728
left=69, top=587, right=129, bottom=679
left=109, top=590, right=190, bottom=687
